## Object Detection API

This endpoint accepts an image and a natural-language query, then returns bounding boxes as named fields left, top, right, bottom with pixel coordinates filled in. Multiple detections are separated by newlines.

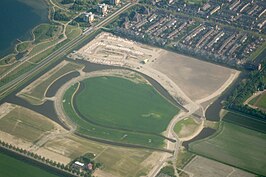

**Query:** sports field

left=0, top=152, right=61, bottom=177
left=63, top=76, right=179, bottom=148
left=189, top=122, right=266, bottom=175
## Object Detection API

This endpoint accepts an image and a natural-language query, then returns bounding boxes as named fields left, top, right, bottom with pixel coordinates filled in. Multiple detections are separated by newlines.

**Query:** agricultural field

left=63, top=76, right=179, bottom=148
left=189, top=122, right=266, bottom=175
left=0, top=152, right=61, bottom=177
left=173, top=117, right=201, bottom=139
left=0, top=103, right=56, bottom=143
left=0, top=102, right=163, bottom=177
left=183, top=156, right=255, bottom=177
left=18, top=60, right=83, bottom=105
left=222, top=111, right=266, bottom=133
left=41, top=132, right=164, bottom=177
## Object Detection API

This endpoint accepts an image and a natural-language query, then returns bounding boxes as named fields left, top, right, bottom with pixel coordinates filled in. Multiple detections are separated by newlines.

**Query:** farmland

left=63, top=76, right=179, bottom=148
left=0, top=103, right=56, bottom=142
left=222, top=111, right=266, bottom=133
left=183, top=156, right=255, bottom=177
left=44, top=133, right=163, bottom=177
left=0, top=152, right=61, bottom=177
left=189, top=122, right=266, bottom=175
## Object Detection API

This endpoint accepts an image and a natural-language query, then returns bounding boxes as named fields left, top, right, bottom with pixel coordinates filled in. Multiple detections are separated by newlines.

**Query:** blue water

left=0, top=0, right=48, bottom=57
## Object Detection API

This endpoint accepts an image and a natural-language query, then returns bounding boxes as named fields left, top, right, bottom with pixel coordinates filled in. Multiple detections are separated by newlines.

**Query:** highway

left=0, top=2, right=135, bottom=98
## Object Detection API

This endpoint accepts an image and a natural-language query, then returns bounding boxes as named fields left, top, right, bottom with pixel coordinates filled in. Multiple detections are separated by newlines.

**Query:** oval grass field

left=75, top=77, right=178, bottom=133
left=63, top=76, right=179, bottom=148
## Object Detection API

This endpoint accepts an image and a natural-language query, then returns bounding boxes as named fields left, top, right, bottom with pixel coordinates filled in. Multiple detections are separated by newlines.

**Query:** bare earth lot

left=183, top=156, right=255, bottom=177
left=150, top=52, right=238, bottom=101
left=73, top=32, right=239, bottom=105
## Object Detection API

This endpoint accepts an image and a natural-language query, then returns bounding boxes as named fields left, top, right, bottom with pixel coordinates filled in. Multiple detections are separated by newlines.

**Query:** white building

left=97, top=4, right=108, bottom=16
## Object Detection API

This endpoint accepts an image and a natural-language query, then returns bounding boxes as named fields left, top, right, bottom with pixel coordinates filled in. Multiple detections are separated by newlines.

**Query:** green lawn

left=0, top=152, right=61, bottom=177
left=63, top=76, right=179, bottom=148
left=174, top=117, right=199, bottom=138
left=248, top=95, right=260, bottom=105
left=33, top=24, right=61, bottom=43
left=17, top=41, right=32, bottom=53
left=189, top=122, right=266, bottom=175
left=255, top=93, right=266, bottom=109
left=66, top=25, right=82, bottom=40
left=75, top=77, right=178, bottom=133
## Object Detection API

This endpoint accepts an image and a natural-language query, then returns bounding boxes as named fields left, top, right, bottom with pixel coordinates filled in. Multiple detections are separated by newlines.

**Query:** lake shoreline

left=0, top=0, right=50, bottom=58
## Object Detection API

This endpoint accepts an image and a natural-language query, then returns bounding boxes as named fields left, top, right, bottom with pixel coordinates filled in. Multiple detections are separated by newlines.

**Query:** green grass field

left=17, top=41, right=32, bottom=53
left=174, top=117, right=199, bottom=138
left=0, top=152, right=60, bottom=177
left=255, top=93, right=266, bottom=109
left=223, top=111, right=266, bottom=133
left=75, top=77, right=178, bottom=133
left=66, top=25, right=82, bottom=41
left=33, top=24, right=61, bottom=43
left=248, top=95, right=260, bottom=105
left=63, top=76, right=179, bottom=148
left=189, top=122, right=266, bottom=175
left=63, top=83, right=167, bottom=148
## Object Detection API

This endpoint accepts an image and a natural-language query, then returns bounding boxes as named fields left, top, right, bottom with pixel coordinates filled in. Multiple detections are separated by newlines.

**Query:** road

left=0, top=2, right=135, bottom=98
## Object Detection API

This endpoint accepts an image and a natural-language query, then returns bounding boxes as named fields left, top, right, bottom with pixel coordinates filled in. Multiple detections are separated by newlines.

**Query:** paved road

left=0, top=2, right=134, bottom=98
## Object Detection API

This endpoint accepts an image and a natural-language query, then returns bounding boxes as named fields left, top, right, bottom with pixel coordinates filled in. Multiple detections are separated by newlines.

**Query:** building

left=97, top=4, right=108, bottom=16
left=168, top=0, right=174, bottom=4
left=74, top=161, right=84, bottom=167
left=83, top=12, right=94, bottom=24
left=142, top=59, right=149, bottom=64
left=110, top=0, right=120, bottom=5
left=210, top=6, right=220, bottom=15
left=87, top=163, right=93, bottom=170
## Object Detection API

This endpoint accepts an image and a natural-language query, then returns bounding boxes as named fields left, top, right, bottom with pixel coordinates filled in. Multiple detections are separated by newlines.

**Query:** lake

left=0, top=0, right=48, bottom=57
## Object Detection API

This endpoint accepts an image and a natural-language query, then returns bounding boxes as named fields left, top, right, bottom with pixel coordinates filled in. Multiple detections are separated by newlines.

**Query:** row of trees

left=0, top=140, right=91, bottom=177
left=224, top=67, right=266, bottom=119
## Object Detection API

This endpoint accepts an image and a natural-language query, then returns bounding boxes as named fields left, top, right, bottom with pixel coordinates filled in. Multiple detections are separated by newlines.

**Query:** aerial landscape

left=0, top=0, right=265, bottom=177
